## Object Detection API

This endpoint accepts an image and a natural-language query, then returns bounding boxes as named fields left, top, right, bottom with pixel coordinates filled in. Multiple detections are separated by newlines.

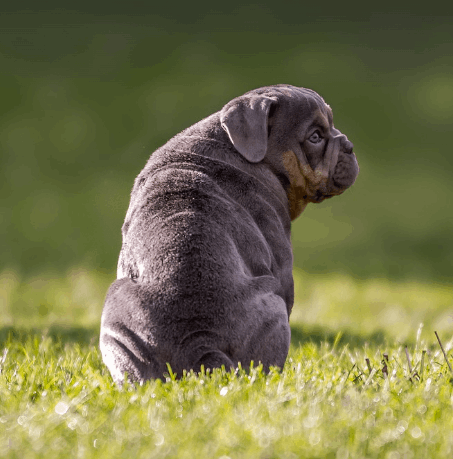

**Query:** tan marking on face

left=281, top=150, right=308, bottom=220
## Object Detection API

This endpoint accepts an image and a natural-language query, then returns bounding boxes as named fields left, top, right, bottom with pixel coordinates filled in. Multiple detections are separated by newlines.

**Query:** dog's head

left=220, top=84, right=359, bottom=219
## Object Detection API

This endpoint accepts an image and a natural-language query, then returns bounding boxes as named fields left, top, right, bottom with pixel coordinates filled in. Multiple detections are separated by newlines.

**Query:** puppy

left=100, top=84, right=359, bottom=383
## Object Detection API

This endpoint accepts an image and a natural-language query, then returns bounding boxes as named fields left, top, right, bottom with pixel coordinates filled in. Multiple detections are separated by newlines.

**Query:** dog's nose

left=342, top=138, right=354, bottom=154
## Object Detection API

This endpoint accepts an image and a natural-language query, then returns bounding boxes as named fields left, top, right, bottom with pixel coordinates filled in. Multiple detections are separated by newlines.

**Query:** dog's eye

left=308, top=131, right=323, bottom=144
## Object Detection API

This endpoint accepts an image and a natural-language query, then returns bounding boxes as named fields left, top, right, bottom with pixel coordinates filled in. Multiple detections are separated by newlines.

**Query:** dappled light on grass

left=2, top=270, right=453, bottom=456
left=3, top=267, right=453, bottom=343
left=2, top=330, right=453, bottom=457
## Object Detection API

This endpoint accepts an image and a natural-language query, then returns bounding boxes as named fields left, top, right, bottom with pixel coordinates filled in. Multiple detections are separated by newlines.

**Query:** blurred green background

left=1, top=2, right=452, bottom=287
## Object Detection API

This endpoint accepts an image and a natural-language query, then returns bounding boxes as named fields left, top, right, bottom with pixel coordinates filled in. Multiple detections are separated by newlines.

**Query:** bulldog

left=100, top=84, right=359, bottom=383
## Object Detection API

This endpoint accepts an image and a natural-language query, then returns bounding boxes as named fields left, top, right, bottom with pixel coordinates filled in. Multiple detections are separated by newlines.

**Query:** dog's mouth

left=330, top=153, right=359, bottom=191
left=303, top=188, right=341, bottom=204
left=311, top=191, right=334, bottom=203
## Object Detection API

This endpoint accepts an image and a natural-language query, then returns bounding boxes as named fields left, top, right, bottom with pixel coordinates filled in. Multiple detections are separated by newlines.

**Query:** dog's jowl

left=100, top=85, right=359, bottom=383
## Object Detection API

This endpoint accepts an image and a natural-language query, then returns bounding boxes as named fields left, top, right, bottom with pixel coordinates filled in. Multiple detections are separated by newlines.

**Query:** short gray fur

left=100, top=84, right=359, bottom=383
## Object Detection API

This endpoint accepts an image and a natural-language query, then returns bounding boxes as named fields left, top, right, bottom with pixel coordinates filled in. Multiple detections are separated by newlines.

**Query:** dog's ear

left=220, top=95, right=278, bottom=163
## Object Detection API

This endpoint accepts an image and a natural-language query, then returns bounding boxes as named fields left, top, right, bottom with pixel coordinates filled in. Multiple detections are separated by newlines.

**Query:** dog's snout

left=342, top=138, right=354, bottom=154
left=332, top=133, right=353, bottom=154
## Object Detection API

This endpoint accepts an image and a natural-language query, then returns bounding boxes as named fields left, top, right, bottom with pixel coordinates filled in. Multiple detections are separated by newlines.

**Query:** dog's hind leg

left=173, top=330, right=236, bottom=375
left=192, top=350, right=235, bottom=374
left=100, top=278, right=164, bottom=384
left=100, top=328, right=158, bottom=384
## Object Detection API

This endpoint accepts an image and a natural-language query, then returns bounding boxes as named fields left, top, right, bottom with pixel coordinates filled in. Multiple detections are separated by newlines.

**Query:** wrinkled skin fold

left=100, top=84, right=359, bottom=383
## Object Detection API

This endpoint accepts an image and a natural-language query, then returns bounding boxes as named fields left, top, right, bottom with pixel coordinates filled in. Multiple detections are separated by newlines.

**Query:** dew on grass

left=155, top=433, right=165, bottom=446
left=67, top=418, right=77, bottom=430
left=17, top=416, right=27, bottom=426
left=396, top=420, right=408, bottom=434
left=302, top=414, right=319, bottom=429
left=55, top=401, right=69, bottom=415
left=309, top=430, right=321, bottom=446
left=417, top=405, right=427, bottom=415
left=220, top=387, right=228, bottom=396
left=410, top=426, right=423, bottom=440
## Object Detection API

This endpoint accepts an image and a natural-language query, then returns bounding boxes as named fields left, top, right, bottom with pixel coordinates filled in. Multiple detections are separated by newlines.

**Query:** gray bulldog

left=100, top=84, right=359, bottom=383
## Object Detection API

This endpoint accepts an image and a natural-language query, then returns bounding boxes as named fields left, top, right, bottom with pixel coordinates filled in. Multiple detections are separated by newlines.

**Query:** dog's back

left=100, top=112, right=293, bottom=383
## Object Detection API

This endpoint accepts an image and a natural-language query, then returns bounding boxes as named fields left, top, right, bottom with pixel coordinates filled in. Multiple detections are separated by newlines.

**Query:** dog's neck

left=174, top=113, right=305, bottom=221
left=279, top=151, right=310, bottom=220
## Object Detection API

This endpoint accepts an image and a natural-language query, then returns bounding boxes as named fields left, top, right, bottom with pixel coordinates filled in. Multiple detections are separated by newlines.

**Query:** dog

left=100, top=84, right=359, bottom=383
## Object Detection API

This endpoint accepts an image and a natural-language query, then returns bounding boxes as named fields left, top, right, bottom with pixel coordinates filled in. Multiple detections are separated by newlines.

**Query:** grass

left=1, top=268, right=453, bottom=458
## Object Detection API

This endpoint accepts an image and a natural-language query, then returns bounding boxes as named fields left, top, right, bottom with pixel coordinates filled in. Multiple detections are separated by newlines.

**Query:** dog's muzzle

left=299, top=135, right=358, bottom=203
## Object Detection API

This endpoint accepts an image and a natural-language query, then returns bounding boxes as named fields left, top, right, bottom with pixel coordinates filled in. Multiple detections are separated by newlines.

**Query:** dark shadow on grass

left=0, top=325, right=100, bottom=348
left=290, top=323, right=394, bottom=349
left=2, top=323, right=404, bottom=351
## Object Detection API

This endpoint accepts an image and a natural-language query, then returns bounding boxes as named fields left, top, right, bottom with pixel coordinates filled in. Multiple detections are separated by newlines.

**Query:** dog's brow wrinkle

left=313, top=111, right=330, bottom=130
left=304, top=97, right=315, bottom=112
left=326, top=106, right=334, bottom=125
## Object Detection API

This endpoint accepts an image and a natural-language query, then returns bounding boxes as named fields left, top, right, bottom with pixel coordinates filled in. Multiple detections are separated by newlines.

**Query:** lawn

left=1, top=6, right=453, bottom=458
left=1, top=269, right=453, bottom=458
